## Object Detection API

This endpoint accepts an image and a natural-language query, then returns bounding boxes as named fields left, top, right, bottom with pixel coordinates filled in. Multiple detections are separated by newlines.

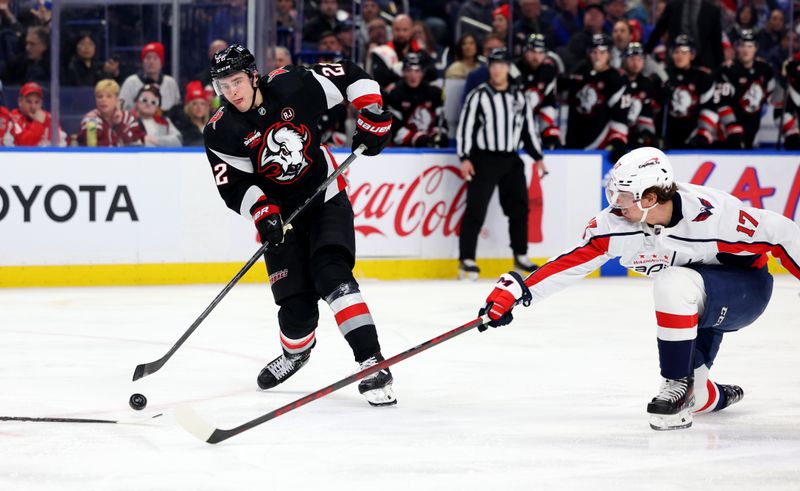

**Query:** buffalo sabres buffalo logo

left=257, top=122, right=312, bottom=183
left=740, top=83, right=764, bottom=113
left=576, top=84, right=601, bottom=114
left=669, top=87, right=697, bottom=118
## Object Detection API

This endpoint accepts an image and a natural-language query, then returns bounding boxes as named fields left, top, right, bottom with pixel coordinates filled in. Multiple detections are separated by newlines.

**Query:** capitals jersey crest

left=258, top=122, right=313, bottom=183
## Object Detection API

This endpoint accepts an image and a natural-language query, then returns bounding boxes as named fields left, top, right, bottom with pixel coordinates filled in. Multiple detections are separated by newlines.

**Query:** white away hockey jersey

left=524, top=183, right=800, bottom=303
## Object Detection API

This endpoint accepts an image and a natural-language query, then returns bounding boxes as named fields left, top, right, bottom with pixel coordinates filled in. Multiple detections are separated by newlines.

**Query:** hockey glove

left=725, top=131, right=745, bottom=149
left=688, top=134, right=711, bottom=149
left=478, top=271, right=532, bottom=330
left=251, top=197, right=284, bottom=246
left=353, top=107, right=392, bottom=156
left=542, top=135, right=562, bottom=150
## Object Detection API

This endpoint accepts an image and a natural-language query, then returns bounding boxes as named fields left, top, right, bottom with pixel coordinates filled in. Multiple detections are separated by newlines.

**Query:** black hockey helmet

left=737, top=29, right=757, bottom=45
left=589, top=33, right=612, bottom=51
left=210, top=43, right=258, bottom=94
left=672, top=34, right=696, bottom=52
left=403, top=52, right=424, bottom=70
left=623, top=41, right=644, bottom=58
left=487, top=47, right=511, bottom=63
left=526, top=33, right=547, bottom=52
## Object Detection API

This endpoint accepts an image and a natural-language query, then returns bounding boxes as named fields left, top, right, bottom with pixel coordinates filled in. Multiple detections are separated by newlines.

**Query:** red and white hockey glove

left=251, top=197, right=284, bottom=246
left=353, top=107, right=392, bottom=156
left=478, top=271, right=532, bottom=330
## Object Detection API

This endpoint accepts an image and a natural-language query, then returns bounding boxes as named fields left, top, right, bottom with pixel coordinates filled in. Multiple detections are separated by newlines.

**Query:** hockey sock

left=653, top=268, right=705, bottom=379
left=325, top=281, right=380, bottom=363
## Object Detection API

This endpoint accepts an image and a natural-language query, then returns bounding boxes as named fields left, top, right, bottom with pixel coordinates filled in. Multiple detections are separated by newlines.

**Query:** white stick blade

left=174, top=405, right=216, bottom=442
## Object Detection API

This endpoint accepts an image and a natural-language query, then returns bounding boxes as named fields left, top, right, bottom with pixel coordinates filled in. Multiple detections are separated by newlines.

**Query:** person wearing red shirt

left=0, top=81, right=12, bottom=145
left=3, top=82, right=66, bottom=147
left=78, top=79, right=144, bottom=147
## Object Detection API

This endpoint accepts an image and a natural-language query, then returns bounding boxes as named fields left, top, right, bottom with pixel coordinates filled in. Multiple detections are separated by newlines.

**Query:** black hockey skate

left=514, top=255, right=539, bottom=275
left=647, top=376, right=695, bottom=431
left=358, top=352, right=397, bottom=406
left=458, top=259, right=480, bottom=281
left=714, top=384, right=744, bottom=412
left=257, top=351, right=311, bottom=390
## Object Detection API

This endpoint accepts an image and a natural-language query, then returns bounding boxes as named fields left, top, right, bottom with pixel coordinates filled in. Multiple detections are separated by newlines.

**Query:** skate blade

left=649, top=409, right=693, bottom=431
left=363, top=385, right=397, bottom=407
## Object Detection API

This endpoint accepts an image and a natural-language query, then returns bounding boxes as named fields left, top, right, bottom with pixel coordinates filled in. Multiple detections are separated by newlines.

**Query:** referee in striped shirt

left=456, top=47, right=544, bottom=279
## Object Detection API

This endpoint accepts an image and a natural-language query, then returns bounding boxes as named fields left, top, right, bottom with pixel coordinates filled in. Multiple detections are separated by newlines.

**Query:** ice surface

left=1, top=277, right=799, bottom=490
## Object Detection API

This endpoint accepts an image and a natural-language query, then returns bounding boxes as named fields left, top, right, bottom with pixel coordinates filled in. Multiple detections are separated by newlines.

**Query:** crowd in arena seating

left=1, top=0, right=799, bottom=150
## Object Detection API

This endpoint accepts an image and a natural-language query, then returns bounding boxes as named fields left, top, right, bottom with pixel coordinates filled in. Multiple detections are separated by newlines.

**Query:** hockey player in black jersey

left=203, top=44, right=397, bottom=406
left=779, top=55, right=800, bottom=149
left=716, top=30, right=775, bottom=149
left=516, top=33, right=561, bottom=150
left=621, top=42, right=659, bottom=148
left=662, top=35, right=718, bottom=149
left=384, top=53, right=446, bottom=147
left=564, top=33, right=629, bottom=163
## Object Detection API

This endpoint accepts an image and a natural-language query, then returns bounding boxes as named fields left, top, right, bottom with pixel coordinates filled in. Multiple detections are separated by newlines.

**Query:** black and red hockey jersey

left=383, top=80, right=444, bottom=146
left=622, top=73, right=659, bottom=146
left=663, top=66, right=717, bottom=148
left=716, top=59, right=774, bottom=148
left=516, top=60, right=560, bottom=144
left=780, top=59, right=800, bottom=146
left=564, top=66, right=629, bottom=149
left=203, top=60, right=382, bottom=217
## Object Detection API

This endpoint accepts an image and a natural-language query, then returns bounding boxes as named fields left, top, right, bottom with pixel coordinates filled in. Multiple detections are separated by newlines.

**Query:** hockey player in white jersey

left=477, top=147, right=800, bottom=430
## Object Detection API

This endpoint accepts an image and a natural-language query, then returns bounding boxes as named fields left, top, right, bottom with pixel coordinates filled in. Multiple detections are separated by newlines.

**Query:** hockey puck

left=129, top=393, right=147, bottom=411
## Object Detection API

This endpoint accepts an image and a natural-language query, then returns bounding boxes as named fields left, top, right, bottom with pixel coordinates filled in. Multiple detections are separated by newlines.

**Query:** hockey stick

left=132, top=145, right=367, bottom=382
left=1, top=413, right=163, bottom=425
left=175, top=314, right=491, bottom=444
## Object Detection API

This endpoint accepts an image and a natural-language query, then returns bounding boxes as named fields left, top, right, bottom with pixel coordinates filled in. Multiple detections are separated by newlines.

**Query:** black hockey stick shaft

left=132, top=145, right=366, bottom=381
left=179, top=314, right=490, bottom=444
left=0, top=414, right=163, bottom=424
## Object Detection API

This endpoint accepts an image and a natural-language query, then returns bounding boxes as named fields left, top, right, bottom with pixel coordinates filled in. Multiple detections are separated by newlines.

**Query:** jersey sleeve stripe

left=240, top=185, right=266, bottom=218
left=311, top=71, right=345, bottom=109
left=346, top=79, right=382, bottom=109
left=526, top=236, right=611, bottom=287
left=209, top=148, right=254, bottom=173
left=718, top=241, right=800, bottom=278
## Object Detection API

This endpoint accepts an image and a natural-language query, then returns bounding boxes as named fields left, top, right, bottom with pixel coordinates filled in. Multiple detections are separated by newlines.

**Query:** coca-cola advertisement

left=339, top=151, right=604, bottom=260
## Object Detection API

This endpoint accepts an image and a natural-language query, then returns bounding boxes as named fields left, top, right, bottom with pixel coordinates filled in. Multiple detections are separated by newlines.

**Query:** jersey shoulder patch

left=208, top=107, right=225, bottom=127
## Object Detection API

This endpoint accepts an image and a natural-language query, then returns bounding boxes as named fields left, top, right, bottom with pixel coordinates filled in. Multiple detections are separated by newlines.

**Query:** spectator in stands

left=3, top=81, right=66, bottom=146
left=63, top=31, right=120, bottom=86
left=456, top=0, right=494, bottom=44
left=318, top=31, right=342, bottom=62
left=335, top=20, right=354, bottom=59
left=766, top=30, right=795, bottom=76
left=358, top=0, right=384, bottom=49
left=191, top=39, right=228, bottom=86
left=371, top=14, right=433, bottom=87
left=462, top=33, right=506, bottom=100
left=364, top=18, right=388, bottom=72
left=1, top=25, right=48, bottom=84
left=603, top=0, right=627, bottom=24
left=274, top=46, right=292, bottom=69
left=24, top=0, right=51, bottom=27
left=645, top=0, right=722, bottom=71
left=413, top=20, right=442, bottom=67
left=560, top=4, right=607, bottom=73
left=303, top=0, right=340, bottom=44
left=77, top=79, right=144, bottom=147
left=277, top=0, right=298, bottom=32
left=755, top=9, right=784, bottom=61
left=170, top=80, right=209, bottom=147
left=119, top=42, right=181, bottom=112
left=722, top=35, right=735, bottom=66
left=513, top=0, right=547, bottom=46
left=0, top=80, right=11, bottom=144
left=727, top=3, right=758, bottom=45
left=491, top=4, right=510, bottom=43
left=385, top=53, right=445, bottom=147
left=610, top=18, right=631, bottom=68
left=445, top=33, right=481, bottom=80
left=549, top=0, right=582, bottom=48
left=132, top=84, right=181, bottom=147
left=0, top=0, right=22, bottom=36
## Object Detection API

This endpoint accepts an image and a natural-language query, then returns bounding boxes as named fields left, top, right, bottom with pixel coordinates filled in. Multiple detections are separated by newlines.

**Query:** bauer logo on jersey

left=258, top=122, right=312, bottom=183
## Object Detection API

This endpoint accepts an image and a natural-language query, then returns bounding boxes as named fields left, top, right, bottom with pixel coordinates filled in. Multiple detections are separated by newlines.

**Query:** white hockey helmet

left=605, top=147, right=674, bottom=210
